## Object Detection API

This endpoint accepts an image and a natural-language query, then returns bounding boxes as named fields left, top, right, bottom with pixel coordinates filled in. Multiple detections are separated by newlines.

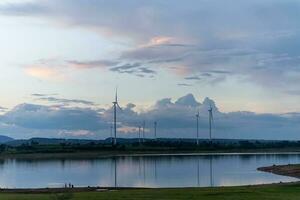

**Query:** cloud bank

left=0, top=93, right=299, bottom=140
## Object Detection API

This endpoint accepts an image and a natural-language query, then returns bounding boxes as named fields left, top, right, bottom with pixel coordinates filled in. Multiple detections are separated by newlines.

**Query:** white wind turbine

left=196, top=110, right=200, bottom=145
left=112, top=88, right=122, bottom=146
left=154, top=121, right=157, bottom=140
left=142, top=120, right=146, bottom=143
left=208, top=104, right=214, bottom=143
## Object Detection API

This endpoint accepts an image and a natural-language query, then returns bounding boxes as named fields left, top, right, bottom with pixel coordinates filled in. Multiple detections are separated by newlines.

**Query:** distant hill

left=0, top=135, right=14, bottom=144
left=5, top=137, right=103, bottom=146
left=4, top=137, right=295, bottom=147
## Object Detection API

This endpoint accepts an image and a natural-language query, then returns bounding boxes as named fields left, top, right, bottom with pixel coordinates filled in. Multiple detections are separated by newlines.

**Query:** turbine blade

left=115, top=87, right=118, bottom=102
left=117, top=103, right=122, bottom=111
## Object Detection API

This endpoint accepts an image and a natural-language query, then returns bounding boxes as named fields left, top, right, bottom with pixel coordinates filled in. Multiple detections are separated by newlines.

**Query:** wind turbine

left=196, top=110, right=200, bottom=145
left=112, top=88, right=122, bottom=146
left=208, top=104, right=213, bottom=143
left=154, top=121, right=157, bottom=140
left=138, top=126, right=141, bottom=145
left=142, top=120, right=146, bottom=143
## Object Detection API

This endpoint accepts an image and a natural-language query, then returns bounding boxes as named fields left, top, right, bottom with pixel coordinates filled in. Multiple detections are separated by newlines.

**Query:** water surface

left=0, top=153, right=299, bottom=188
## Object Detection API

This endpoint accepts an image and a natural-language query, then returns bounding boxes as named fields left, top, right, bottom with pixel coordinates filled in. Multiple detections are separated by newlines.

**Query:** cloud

left=184, top=76, right=201, bottom=81
left=109, top=63, right=156, bottom=77
left=144, top=36, right=175, bottom=47
left=1, top=93, right=300, bottom=140
left=175, top=94, right=201, bottom=107
left=121, top=39, right=193, bottom=65
left=67, top=59, right=119, bottom=69
left=2, top=103, right=106, bottom=131
left=0, top=106, right=8, bottom=113
left=24, top=58, right=156, bottom=79
left=8, top=0, right=300, bottom=90
left=25, top=65, right=64, bottom=81
left=23, top=58, right=68, bottom=81
left=6, top=0, right=299, bottom=91
left=36, top=97, right=95, bottom=106
left=31, top=93, right=58, bottom=97
left=31, top=93, right=96, bottom=106
left=0, top=1, right=49, bottom=16
left=177, top=83, right=192, bottom=87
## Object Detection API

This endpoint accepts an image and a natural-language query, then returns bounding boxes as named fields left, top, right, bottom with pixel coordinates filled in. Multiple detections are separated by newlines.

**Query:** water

left=0, top=153, right=299, bottom=188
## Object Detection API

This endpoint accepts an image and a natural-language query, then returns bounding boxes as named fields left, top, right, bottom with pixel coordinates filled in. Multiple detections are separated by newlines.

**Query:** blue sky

left=0, top=0, right=300, bottom=139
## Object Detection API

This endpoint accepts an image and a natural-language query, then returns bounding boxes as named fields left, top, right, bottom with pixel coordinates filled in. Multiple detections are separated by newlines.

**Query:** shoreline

left=258, top=164, right=300, bottom=179
left=1, top=181, right=300, bottom=194
left=2, top=149, right=300, bottom=160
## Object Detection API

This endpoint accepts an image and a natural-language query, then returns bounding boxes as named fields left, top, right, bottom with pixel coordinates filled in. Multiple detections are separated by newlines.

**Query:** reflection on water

left=0, top=153, right=298, bottom=188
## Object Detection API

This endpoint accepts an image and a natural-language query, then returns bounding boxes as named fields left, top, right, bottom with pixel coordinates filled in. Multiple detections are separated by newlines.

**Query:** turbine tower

left=154, top=121, right=157, bottom=140
left=138, top=126, right=141, bottom=144
left=208, top=104, right=213, bottom=143
left=112, top=88, right=122, bottom=146
left=196, top=111, right=200, bottom=145
left=142, top=120, right=146, bottom=143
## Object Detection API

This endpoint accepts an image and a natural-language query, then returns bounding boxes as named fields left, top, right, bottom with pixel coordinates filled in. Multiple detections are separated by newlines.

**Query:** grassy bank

left=1, top=183, right=300, bottom=200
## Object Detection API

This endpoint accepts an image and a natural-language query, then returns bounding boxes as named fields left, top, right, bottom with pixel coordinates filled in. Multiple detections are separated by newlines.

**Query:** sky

left=0, top=0, right=300, bottom=140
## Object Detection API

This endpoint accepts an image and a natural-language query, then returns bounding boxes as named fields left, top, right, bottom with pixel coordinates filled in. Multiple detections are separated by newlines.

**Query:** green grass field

left=1, top=184, right=300, bottom=200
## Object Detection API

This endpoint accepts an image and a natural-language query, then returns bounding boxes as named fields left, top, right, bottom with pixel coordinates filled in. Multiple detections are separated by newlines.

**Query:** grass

left=1, top=184, right=300, bottom=200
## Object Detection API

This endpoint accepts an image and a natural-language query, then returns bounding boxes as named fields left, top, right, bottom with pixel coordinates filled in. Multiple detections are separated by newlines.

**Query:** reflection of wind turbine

left=110, top=125, right=113, bottom=145
left=154, top=159, right=157, bottom=183
left=143, top=158, right=146, bottom=185
left=196, top=110, right=200, bottom=145
left=208, top=104, right=213, bottom=143
left=210, top=156, right=213, bottom=187
left=113, top=157, right=117, bottom=188
left=112, top=88, right=122, bottom=146
left=197, top=157, right=200, bottom=186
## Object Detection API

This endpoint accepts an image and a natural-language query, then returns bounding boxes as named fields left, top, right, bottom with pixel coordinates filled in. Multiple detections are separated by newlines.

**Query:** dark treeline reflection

left=0, top=154, right=299, bottom=188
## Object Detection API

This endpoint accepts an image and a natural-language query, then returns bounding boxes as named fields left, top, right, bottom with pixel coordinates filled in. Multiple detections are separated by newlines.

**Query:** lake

left=0, top=153, right=299, bottom=188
